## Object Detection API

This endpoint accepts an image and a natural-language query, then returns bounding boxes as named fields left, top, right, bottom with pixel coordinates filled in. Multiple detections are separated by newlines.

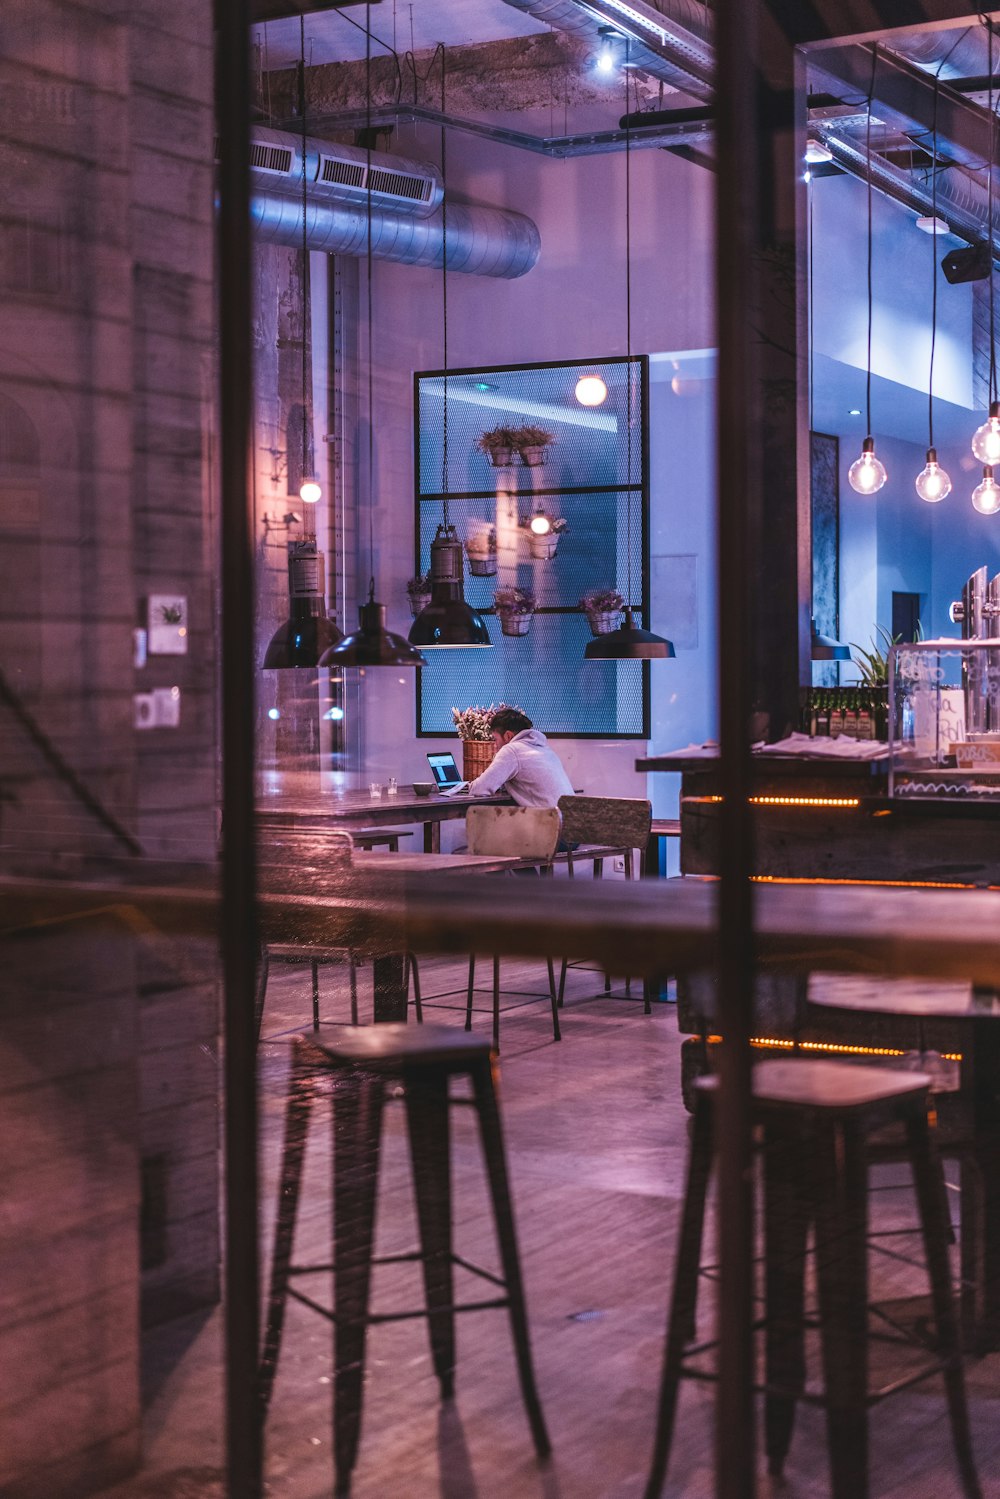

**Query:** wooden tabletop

left=352, top=851, right=520, bottom=876
left=807, top=971, right=1000, bottom=1019
left=257, top=789, right=508, bottom=826
left=8, top=871, right=1000, bottom=989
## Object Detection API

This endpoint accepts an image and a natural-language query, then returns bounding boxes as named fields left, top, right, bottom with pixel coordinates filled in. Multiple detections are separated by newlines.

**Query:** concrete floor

left=97, top=957, right=1000, bottom=1499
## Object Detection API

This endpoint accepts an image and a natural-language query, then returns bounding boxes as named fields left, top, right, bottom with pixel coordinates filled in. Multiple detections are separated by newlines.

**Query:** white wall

left=351, top=119, right=716, bottom=820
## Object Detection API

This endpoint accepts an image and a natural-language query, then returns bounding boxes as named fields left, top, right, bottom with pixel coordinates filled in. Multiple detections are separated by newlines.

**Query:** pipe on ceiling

left=250, top=191, right=541, bottom=277
left=500, top=0, right=714, bottom=100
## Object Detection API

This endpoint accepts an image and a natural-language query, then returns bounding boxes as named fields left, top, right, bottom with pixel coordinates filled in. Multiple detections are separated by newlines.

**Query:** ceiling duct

left=500, top=0, right=714, bottom=100
left=232, top=126, right=539, bottom=278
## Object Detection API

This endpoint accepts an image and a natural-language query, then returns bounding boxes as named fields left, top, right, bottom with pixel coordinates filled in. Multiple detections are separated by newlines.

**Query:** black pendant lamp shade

left=409, top=523, right=491, bottom=647
left=263, top=539, right=343, bottom=669
left=584, top=606, right=674, bottom=660
left=321, top=586, right=426, bottom=667
left=810, top=616, right=851, bottom=662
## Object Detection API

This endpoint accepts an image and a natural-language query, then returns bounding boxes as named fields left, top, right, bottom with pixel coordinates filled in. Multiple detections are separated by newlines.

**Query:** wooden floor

left=96, top=955, right=1000, bottom=1499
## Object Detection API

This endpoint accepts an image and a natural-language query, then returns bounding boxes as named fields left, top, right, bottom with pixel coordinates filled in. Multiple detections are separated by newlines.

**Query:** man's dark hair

left=490, top=707, right=533, bottom=737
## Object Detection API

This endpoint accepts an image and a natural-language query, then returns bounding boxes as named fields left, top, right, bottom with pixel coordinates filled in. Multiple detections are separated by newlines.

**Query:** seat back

left=557, top=794, right=652, bottom=850
left=466, top=805, right=562, bottom=860
left=257, top=821, right=353, bottom=895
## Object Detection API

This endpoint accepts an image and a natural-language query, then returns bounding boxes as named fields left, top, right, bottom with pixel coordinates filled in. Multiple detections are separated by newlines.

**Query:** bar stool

left=259, top=1024, right=551, bottom=1494
left=645, top=1059, right=981, bottom=1499
left=351, top=828, right=414, bottom=851
left=254, top=942, right=422, bottom=1040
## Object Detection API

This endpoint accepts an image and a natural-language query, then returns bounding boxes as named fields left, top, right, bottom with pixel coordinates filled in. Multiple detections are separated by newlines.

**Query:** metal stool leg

left=259, top=1037, right=318, bottom=1409
left=407, top=952, right=424, bottom=1024
left=349, top=958, right=359, bottom=1026
left=332, top=1070, right=385, bottom=1494
left=557, top=957, right=568, bottom=1008
left=763, top=1116, right=811, bottom=1478
left=645, top=1090, right=714, bottom=1499
left=906, top=1112, right=982, bottom=1499
left=465, top=955, right=476, bottom=1032
left=493, top=954, right=501, bottom=1054
left=471, top=1057, right=551, bottom=1460
left=813, top=1118, right=869, bottom=1499
left=254, top=944, right=270, bottom=1044
left=311, top=959, right=321, bottom=1030
left=546, top=957, right=561, bottom=1042
left=404, top=1066, right=456, bottom=1398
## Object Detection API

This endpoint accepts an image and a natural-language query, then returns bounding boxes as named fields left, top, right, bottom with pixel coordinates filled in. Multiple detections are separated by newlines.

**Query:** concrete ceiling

left=253, top=0, right=549, bottom=69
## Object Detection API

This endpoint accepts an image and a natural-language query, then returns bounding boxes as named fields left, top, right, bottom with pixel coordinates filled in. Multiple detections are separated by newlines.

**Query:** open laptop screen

left=426, top=752, right=463, bottom=788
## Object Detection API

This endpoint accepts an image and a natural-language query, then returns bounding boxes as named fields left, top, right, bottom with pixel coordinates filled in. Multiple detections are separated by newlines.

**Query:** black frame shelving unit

left=413, top=354, right=651, bottom=740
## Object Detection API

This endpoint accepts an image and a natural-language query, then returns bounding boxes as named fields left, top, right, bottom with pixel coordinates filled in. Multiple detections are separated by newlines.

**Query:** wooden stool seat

left=645, top=1058, right=981, bottom=1499
left=260, top=1025, right=550, bottom=1493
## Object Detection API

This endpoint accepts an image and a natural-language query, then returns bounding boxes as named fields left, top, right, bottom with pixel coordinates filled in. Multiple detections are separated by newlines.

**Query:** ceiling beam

left=251, top=0, right=377, bottom=20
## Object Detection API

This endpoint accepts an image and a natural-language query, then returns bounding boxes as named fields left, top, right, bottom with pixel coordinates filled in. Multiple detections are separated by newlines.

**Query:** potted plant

left=493, top=585, right=537, bottom=637
left=464, top=521, right=498, bottom=576
left=580, top=587, right=625, bottom=636
left=476, top=426, right=517, bottom=468
left=452, top=702, right=523, bottom=779
left=512, top=424, right=555, bottom=467
left=519, top=510, right=568, bottom=560
left=406, top=572, right=432, bottom=618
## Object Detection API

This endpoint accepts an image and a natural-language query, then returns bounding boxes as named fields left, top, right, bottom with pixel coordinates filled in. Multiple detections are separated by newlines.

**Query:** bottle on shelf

left=816, top=690, right=830, bottom=736
left=843, top=691, right=858, bottom=739
left=829, top=690, right=844, bottom=738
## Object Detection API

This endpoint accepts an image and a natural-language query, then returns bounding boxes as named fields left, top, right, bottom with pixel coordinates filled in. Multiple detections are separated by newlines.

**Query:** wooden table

left=808, top=972, right=1000, bottom=1351
left=257, top=788, right=510, bottom=853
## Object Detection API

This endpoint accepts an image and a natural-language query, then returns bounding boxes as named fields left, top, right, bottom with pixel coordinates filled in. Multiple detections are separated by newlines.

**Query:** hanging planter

left=520, top=510, right=567, bottom=560
left=465, top=523, right=498, bottom=576
left=580, top=588, right=625, bottom=636
left=512, top=424, right=555, bottom=467
left=452, top=703, right=524, bottom=778
left=494, top=586, right=536, bottom=637
left=406, top=573, right=432, bottom=619
left=477, top=426, right=517, bottom=468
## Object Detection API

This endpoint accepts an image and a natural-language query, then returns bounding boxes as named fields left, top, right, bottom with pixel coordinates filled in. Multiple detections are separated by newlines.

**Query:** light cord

left=441, top=47, right=449, bottom=528
left=930, top=74, right=938, bottom=449
left=989, top=16, right=997, bottom=406
left=865, top=43, right=877, bottom=439
left=299, top=16, right=311, bottom=511
left=625, top=40, right=633, bottom=610
left=365, top=4, right=375, bottom=600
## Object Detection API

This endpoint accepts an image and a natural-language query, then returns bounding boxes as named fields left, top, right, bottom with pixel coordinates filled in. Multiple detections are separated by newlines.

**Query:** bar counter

left=638, top=749, right=1000, bottom=886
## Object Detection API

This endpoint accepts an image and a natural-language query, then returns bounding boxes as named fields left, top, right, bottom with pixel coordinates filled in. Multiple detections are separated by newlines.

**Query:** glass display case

left=889, top=638, right=1000, bottom=800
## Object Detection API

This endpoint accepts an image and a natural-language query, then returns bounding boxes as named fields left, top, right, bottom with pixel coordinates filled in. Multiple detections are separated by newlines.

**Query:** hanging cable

left=970, top=16, right=1000, bottom=485
left=441, top=45, right=449, bottom=530
left=625, top=37, right=633, bottom=606
left=848, top=43, right=887, bottom=495
left=365, top=2, right=376, bottom=599
left=916, top=74, right=952, bottom=502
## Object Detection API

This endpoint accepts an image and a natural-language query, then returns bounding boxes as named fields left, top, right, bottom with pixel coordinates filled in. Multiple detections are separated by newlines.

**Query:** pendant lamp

left=321, top=6, right=425, bottom=670
left=969, top=19, right=1000, bottom=499
left=585, top=47, right=673, bottom=662
left=263, top=21, right=343, bottom=669
left=263, top=538, right=343, bottom=668
left=848, top=46, right=888, bottom=496
left=409, top=49, right=492, bottom=651
left=915, top=78, right=952, bottom=503
left=810, top=617, right=851, bottom=662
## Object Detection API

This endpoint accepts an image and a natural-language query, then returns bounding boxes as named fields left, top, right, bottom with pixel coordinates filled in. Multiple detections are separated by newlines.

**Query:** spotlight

left=916, top=215, right=950, bottom=236
left=942, top=242, right=991, bottom=285
left=595, top=26, right=621, bottom=76
left=804, top=137, right=833, bottom=164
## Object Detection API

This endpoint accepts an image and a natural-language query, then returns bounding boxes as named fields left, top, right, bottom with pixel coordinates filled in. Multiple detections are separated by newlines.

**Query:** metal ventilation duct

left=500, top=0, right=713, bottom=100
left=250, top=191, right=540, bottom=277
left=238, top=126, right=540, bottom=278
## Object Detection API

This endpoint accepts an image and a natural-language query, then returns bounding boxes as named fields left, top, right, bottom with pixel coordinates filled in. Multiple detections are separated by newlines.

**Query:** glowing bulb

left=267, top=707, right=281, bottom=720
left=848, top=437, right=887, bottom=495
left=915, top=448, right=951, bottom=504
left=595, top=41, right=616, bottom=74
left=323, top=706, right=344, bottom=720
left=972, top=466, right=1000, bottom=514
left=972, top=403, right=1000, bottom=463
left=575, top=374, right=608, bottom=407
left=529, top=513, right=552, bottom=535
left=299, top=477, right=322, bottom=504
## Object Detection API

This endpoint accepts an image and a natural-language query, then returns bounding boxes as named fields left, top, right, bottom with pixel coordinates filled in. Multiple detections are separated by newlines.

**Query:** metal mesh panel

left=418, top=612, right=647, bottom=737
left=415, top=357, right=649, bottom=738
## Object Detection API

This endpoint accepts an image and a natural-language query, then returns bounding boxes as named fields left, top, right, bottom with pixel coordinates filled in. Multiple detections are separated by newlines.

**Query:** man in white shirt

left=467, top=708, right=574, bottom=808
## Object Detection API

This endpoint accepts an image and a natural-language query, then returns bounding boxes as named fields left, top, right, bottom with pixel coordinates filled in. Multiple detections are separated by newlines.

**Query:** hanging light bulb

left=528, top=511, right=552, bottom=535
left=575, top=373, right=608, bottom=407
left=848, top=437, right=887, bottom=495
left=915, top=447, right=951, bottom=504
left=972, top=402, right=1000, bottom=463
left=595, top=27, right=619, bottom=76
left=972, top=465, right=1000, bottom=514
left=299, top=476, right=322, bottom=504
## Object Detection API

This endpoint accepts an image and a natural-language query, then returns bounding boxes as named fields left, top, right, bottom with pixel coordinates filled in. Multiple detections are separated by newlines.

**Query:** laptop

left=426, top=751, right=469, bottom=796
